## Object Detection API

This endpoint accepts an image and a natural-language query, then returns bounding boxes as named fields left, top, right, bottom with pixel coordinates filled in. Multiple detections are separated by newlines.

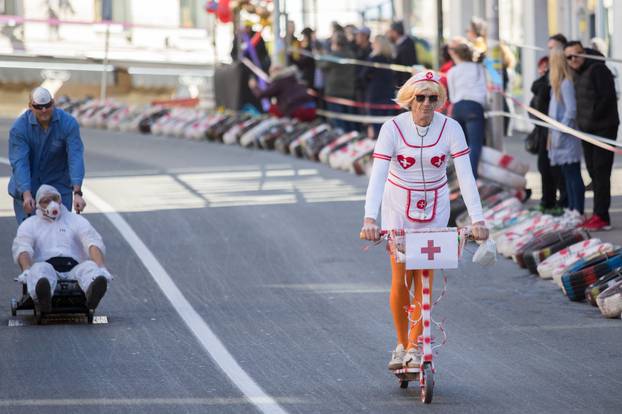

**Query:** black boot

left=85, top=276, right=108, bottom=310
left=35, top=278, right=52, bottom=313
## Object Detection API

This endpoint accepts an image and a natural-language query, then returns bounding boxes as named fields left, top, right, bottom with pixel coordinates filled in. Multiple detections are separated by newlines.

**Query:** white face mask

left=43, top=201, right=62, bottom=221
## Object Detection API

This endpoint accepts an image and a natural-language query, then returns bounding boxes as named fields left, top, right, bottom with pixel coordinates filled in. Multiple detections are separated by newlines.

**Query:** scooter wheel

left=400, top=380, right=409, bottom=389
left=420, top=363, right=434, bottom=404
left=10, top=298, right=17, bottom=316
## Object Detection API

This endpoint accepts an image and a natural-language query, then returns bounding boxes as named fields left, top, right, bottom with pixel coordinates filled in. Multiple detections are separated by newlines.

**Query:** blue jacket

left=548, top=78, right=582, bottom=166
left=8, top=108, right=84, bottom=200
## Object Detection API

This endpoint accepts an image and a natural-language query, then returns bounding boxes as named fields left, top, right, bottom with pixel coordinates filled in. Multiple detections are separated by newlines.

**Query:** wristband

left=73, top=190, right=83, bottom=197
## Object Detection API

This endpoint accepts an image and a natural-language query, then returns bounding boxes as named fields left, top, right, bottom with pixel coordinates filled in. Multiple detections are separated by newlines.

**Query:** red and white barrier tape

left=291, top=46, right=424, bottom=73
left=493, top=88, right=622, bottom=154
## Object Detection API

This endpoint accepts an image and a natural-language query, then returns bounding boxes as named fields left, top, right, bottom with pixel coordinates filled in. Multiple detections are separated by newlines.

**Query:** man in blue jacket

left=8, top=87, right=86, bottom=223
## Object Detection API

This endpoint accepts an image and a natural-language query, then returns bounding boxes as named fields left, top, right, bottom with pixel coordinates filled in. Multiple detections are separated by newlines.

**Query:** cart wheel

left=87, top=310, right=94, bottom=324
left=400, top=380, right=409, bottom=389
left=420, top=363, right=434, bottom=404
left=10, top=298, right=17, bottom=316
left=34, top=308, right=43, bottom=325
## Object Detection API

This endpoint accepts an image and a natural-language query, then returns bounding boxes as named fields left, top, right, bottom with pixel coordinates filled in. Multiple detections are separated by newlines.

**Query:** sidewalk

left=503, top=132, right=621, bottom=246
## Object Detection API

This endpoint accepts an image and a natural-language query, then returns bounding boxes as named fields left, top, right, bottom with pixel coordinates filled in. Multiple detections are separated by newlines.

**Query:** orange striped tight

left=390, top=256, right=434, bottom=349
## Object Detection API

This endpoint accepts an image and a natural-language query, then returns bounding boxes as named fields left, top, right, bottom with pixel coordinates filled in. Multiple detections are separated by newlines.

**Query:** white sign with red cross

left=405, top=229, right=459, bottom=269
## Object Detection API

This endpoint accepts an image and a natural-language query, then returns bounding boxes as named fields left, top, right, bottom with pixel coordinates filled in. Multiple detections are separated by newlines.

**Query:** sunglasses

left=32, top=101, right=53, bottom=110
left=415, top=95, right=439, bottom=103
left=565, top=55, right=579, bottom=61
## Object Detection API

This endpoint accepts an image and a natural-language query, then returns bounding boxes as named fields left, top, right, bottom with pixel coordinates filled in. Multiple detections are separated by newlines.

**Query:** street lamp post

left=486, top=0, right=504, bottom=151
left=100, top=22, right=110, bottom=101
left=272, top=0, right=285, bottom=66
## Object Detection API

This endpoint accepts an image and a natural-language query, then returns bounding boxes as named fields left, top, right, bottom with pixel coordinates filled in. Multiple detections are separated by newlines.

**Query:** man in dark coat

left=564, top=41, right=620, bottom=230
left=387, top=21, right=417, bottom=89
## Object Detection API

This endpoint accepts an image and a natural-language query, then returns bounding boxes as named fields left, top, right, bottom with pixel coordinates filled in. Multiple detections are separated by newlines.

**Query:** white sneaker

left=388, top=344, right=406, bottom=370
left=403, top=347, right=422, bottom=368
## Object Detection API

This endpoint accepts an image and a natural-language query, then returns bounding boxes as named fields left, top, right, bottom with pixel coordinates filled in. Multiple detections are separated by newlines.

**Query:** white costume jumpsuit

left=365, top=111, right=485, bottom=228
left=12, top=205, right=112, bottom=300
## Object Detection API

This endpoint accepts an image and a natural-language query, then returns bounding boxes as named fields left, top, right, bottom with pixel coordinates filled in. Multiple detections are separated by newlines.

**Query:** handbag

left=524, top=129, right=539, bottom=155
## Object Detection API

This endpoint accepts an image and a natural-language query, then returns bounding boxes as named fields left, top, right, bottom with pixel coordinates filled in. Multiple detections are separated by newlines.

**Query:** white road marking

left=83, top=188, right=289, bottom=414
left=0, top=157, right=288, bottom=414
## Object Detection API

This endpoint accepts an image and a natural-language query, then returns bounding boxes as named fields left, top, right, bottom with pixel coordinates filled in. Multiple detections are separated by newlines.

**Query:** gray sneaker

left=388, top=344, right=406, bottom=370
left=404, top=347, right=422, bottom=368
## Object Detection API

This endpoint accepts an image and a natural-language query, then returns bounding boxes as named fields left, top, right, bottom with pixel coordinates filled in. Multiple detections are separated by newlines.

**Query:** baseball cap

left=359, top=26, right=371, bottom=36
left=31, top=87, right=53, bottom=105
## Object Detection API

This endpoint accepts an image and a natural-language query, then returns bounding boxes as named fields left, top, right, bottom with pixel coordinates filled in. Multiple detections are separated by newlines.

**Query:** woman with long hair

left=548, top=47, right=584, bottom=219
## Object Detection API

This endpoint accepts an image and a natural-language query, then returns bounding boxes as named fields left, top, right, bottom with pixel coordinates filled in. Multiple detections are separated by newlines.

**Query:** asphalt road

left=0, top=119, right=620, bottom=414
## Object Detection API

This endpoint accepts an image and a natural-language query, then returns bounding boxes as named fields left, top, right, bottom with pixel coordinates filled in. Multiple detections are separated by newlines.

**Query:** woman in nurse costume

left=360, top=70, right=490, bottom=369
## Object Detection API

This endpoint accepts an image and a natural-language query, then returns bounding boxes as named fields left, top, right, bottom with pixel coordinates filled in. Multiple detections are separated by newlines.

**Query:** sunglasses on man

left=31, top=101, right=53, bottom=110
left=414, top=95, right=439, bottom=103
left=565, top=54, right=580, bottom=61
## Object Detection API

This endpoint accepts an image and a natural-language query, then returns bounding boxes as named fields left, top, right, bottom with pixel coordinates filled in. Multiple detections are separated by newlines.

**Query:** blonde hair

left=372, top=34, right=393, bottom=59
left=394, top=76, right=447, bottom=109
left=549, top=47, right=573, bottom=102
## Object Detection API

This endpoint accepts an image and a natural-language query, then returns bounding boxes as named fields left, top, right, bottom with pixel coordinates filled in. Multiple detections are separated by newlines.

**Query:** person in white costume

left=12, top=184, right=112, bottom=313
left=360, top=71, right=489, bottom=370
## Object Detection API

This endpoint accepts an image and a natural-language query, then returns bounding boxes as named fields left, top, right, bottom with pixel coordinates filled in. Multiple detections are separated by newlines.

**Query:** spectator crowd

left=231, top=17, right=620, bottom=232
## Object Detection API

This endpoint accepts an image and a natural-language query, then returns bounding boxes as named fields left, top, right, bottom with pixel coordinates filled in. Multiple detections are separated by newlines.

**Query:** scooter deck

left=392, top=367, right=420, bottom=381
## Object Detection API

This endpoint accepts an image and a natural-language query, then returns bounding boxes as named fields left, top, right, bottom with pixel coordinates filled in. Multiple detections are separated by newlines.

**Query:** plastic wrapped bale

left=288, top=123, right=331, bottom=157
left=561, top=251, right=622, bottom=301
left=537, top=238, right=603, bottom=279
left=585, top=268, right=622, bottom=306
left=552, top=243, right=616, bottom=287
left=525, top=229, right=590, bottom=274
left=302, top=129, right=343, bottom=161
left=480, top=146, right=530, bottom=175
left=318, top=132, right=362, bottom=164
left=477, top=162, right=527, bottom=189
left=596, top=279, right=622, bottom=318
left=240, top=118, right=285, bottom=148
left=516, top=228, right=589, bottom=270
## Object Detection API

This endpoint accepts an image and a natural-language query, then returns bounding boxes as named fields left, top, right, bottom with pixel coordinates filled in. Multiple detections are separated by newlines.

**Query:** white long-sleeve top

left=12, top=206, right=106, bottom=264
left=447, top=62, right=488, bottom=106
left=364, top=111, right=484, bottom=225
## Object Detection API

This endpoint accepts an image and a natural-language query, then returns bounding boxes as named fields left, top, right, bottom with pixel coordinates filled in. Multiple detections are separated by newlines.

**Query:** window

left=180, top=0, right=199, bottom=28
left=94, top=0, right=130, bottom=23
left=0, top=0, right=18, bottom=15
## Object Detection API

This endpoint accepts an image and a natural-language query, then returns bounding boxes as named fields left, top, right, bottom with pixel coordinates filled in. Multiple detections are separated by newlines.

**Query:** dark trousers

left=582, top=140, right=615, bottom=223
left=452, top=100, right=485, bottom=178
left=537, top=134, right=567, bottom=209
left=560, top=162, right=585, bottom=214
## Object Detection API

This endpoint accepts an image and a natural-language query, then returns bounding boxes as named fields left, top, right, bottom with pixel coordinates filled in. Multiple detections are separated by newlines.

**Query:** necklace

left=415, top=123, right=430, bottom=138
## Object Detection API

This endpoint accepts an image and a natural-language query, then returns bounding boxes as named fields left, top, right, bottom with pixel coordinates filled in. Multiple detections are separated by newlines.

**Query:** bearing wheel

left=34, top=308, right=43, bottom=325
left=400, top=380, right=408, bottom=389
left=420, top=363, right=434, bottom=404
left=10, top=298, right=17, bottom=317
left=87, top=310, right=94, bottom=324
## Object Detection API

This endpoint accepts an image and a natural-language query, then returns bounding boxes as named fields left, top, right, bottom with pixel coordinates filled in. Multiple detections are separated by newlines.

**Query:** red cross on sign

left=421, top=240, right=441, bottom=260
